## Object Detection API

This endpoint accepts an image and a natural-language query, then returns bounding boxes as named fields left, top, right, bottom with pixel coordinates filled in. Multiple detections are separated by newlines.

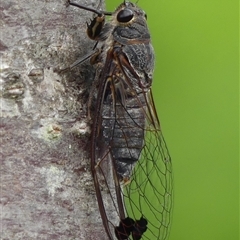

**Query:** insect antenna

left=68, top=0, right=112, bottom=16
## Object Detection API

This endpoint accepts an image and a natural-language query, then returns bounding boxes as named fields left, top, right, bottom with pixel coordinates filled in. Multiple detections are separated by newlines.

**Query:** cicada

left=68, top=1, right=173, bottom=239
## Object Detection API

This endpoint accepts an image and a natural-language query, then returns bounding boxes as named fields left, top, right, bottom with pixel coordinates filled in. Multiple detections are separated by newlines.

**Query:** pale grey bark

left=0, top=0, right=108, bottom=239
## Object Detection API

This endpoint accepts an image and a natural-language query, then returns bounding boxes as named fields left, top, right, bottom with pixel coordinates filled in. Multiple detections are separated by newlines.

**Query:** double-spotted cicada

left=68, top=1, right=173, bottom=239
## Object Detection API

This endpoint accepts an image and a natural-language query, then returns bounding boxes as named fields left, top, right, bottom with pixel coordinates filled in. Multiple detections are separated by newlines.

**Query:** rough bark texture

left=0, top=0, right=107, bottom=239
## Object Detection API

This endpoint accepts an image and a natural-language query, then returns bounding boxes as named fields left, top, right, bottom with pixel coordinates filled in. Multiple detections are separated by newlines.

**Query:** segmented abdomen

left=101, top=92, right=146, bottom=181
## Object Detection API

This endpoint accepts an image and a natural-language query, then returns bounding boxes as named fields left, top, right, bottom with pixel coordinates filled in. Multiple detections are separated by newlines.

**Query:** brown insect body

left=68, top=1, right=173, bottom=239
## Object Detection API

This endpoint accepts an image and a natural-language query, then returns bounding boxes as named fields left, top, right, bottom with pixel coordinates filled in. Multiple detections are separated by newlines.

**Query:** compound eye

left=117, top=8, right=134, bottom=23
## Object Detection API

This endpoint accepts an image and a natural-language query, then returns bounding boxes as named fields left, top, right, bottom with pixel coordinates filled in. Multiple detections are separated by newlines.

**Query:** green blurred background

left=106, top=0, right=239, bottom=239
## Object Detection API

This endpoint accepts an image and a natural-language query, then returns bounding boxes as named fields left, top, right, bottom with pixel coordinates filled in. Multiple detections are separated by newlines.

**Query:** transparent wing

left=91, top=65, right=173, bottom=240
left=122, top=90, right=173, bottom=240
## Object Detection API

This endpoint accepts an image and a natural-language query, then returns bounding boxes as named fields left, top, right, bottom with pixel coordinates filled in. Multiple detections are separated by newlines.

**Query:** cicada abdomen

left=68, top=1, right=173, bottom=239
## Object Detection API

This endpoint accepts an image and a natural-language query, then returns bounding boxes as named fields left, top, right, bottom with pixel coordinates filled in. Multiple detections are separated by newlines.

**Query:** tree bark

left=0, top=0, right=107, bottom=239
